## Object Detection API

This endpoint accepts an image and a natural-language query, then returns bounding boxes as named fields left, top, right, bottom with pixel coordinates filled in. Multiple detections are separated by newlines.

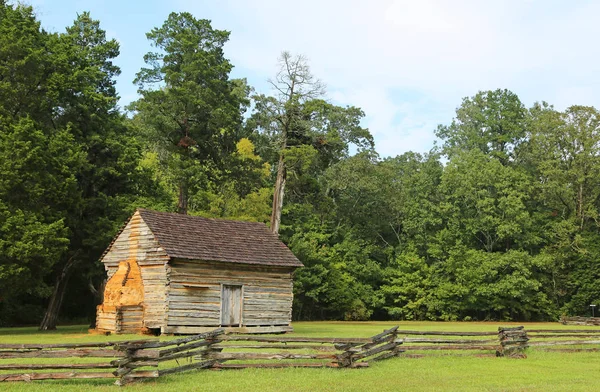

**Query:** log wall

left=165, top=260, right=294, bottom=334
left=98, top=211, right=170, bottom=332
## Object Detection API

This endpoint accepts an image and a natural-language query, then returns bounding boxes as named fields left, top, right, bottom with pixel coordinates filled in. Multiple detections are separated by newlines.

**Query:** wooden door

left=221, top=285, right=242, bottom=326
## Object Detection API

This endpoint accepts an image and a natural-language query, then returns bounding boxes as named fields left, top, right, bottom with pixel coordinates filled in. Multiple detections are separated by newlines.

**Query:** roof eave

left=168, top=256, right=303, bottom=269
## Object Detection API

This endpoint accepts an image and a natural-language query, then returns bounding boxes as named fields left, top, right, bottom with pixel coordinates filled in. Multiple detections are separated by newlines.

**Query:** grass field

left=2, top=321, right=600, bottom=391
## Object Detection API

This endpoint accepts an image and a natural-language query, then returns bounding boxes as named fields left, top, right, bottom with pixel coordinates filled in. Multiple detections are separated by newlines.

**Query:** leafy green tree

left=289, top=225, right=383, bottom=321
left=250, top=52, right=325, bottom=234
left=438, top=249, right=551, bottom=320
left=190, top=138, right=273, bottom=222
left=0, top=3, right=84, bottom=326
left=0, top=4, right=162, bottom=328
left=439, top=150, right=539, bottom=253
left=0, top=118, right=82, bottom=322
left=131, top=12, right=248, bottom=214
left=39, top=12, right=162, bottom=330
left=379, top=152, right=444, bottom=258
left=250, top=53, right=373, bottom=236
left=529, top=105, right=600, bottom=231
left=436, top=89, right=527, bottom=164
left=527, top=104, right=600, bottom=313
left=381, top=251, right=435, bottom=320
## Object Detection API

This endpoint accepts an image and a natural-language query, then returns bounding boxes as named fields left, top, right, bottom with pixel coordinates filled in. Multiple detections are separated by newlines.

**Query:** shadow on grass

left=0, top=325, right=90, bottom=336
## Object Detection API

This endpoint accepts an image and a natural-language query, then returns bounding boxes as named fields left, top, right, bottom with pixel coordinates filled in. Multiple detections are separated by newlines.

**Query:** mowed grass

left=2, top=321, right=600, bottom=391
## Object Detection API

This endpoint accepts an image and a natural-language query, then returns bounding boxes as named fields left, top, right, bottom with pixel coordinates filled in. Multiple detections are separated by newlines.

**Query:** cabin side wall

left=99, top=211, right=170, bottom=330
left=165, top=260, right=294, bottom=334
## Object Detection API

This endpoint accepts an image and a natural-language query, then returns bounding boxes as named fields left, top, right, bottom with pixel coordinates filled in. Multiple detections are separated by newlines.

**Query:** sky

left=25, top=0, right=600, bottom=157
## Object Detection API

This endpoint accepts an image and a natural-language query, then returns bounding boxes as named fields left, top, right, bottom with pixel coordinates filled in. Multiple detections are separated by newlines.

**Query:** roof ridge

left=137, top=208, right=268, bottom=225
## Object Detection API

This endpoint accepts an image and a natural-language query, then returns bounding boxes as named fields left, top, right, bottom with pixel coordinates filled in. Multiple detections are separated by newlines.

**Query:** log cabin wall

left=98, top=211, right=170, bottom=332
left=165, top=260, right=295, bottom=334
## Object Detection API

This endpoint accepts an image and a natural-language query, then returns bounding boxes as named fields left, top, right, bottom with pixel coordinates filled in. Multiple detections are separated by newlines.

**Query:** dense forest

left=1, top=2, right=599, bottom=328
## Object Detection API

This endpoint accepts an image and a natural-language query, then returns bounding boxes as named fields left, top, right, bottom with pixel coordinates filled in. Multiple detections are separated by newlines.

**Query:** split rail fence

left=561, top=316, right=600, bottom=326
left=527, top=328, right=600, bottom=352
left=0, top=327, right=402, bottom=385
left=3, top=325, right=600, bottom=385
left=393, top=329, right=498, bottom=356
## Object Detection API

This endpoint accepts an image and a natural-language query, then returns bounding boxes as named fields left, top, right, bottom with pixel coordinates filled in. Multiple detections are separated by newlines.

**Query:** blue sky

left=26, top=0, right=600, bottom=157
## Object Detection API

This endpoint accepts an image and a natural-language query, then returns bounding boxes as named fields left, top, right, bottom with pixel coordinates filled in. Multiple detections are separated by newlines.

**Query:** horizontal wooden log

left=209, top=352, right=338, bottom=360
left=243, top=320, right=295, bottom=327
left=223, top=336, right=370, bottom=344
left=500, top=332, right=528, bottom=338
left=243, top=321, right=293, bottom=327
left=0, top=340, right=149, bottom=350
left=127, top=349, right=159, bottom=359
left=243, top=310, right=292, bottom=317
left=121, top=370, right=159, bottom=378
left=0, top=372, right=116, bottom=382
left=214, top=344, right=338, bottom=351
left=395, top=330, right=497, bottom=336
left=403, top=338, right=498, bottom=344
left=561, top=317, right=600, bottom=326
left=501, top=339, right=529, bottom=345
left=158, top=360, right=216, bottom=376
left=125, top=360, right=158, bottom=368
left=114, top=370, right=159, bottom=386
left=371, top=326, right=399, bottom=341
left=351, top=342, right=398, bottom=361
left=0, top=363, right=115, bottom=370
left=162, top=325, right=292, bottom=334
left=526, top=329, right=600, bottom=333
left=527, top=334, right=600, bottom=338
left=157, top=347, right=210, bottom=362
left=159, top=339, right=221, bottom=358
left=167, top=310, right=220, bottom=319
left=529, top=340, right=600, bottom=346
left=167, top=317, right=223, bottom=326
left=213, top=362, right=352, bottom=369
left=0, top=349, right=124, bottom=359
left=498, top=326, right=524, bottom=332
left=537, top=347, right=600, bottom=352
left=167, top=302, right=220, bottom=311
left=168, top=295, right=222, bottom=303
left=120, top=329, right=224, bottom=349
left=401, top=345, right=498, bottom=351
left=348, top=336, right=398, bottom=353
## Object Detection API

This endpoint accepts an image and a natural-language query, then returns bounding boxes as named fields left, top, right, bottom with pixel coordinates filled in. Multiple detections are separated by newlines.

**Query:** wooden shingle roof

left=138, top=209, right=303, bottom=268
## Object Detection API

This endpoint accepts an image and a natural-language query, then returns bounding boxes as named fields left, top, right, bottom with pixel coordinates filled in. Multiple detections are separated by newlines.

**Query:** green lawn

left=2, top=321, right=600, bottom=391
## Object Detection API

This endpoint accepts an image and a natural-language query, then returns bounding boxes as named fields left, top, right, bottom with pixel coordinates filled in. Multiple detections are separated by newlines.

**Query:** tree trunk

left=178, top=181, right=188, bottom=215
left=39, top=256, right=77, bottom=331
left=270, top=153, right=287, bottom=235
left=578, top=183, right=584, bottom=230
left=88, top=279, right=106, bottom=329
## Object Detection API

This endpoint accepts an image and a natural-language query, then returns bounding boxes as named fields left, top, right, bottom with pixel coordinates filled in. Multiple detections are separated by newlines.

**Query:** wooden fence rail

left=0, top=327, right=403, bottom=385
left=526, top=328, right=600, bottom=352
left=0, top=340, right=127, bottom=383
left=392, top=329, right=500, bottom=355
left=561, top=316, right=600, bottom=326
left=210, top=325, right=402, bottom=369
left=4, top=325, right=600, bottom=385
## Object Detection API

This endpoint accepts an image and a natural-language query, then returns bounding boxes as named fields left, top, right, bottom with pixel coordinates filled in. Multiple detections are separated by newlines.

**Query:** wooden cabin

left=95, top=209, right=303, bottom=335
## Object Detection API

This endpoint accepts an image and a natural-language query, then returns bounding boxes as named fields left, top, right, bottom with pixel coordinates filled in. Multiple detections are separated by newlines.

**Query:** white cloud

left=176, top=0, right=600, bottom=155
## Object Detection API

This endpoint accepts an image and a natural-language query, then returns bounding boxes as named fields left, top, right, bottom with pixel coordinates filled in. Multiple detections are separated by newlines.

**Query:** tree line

left=1, top=2, right=599, bottom=328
